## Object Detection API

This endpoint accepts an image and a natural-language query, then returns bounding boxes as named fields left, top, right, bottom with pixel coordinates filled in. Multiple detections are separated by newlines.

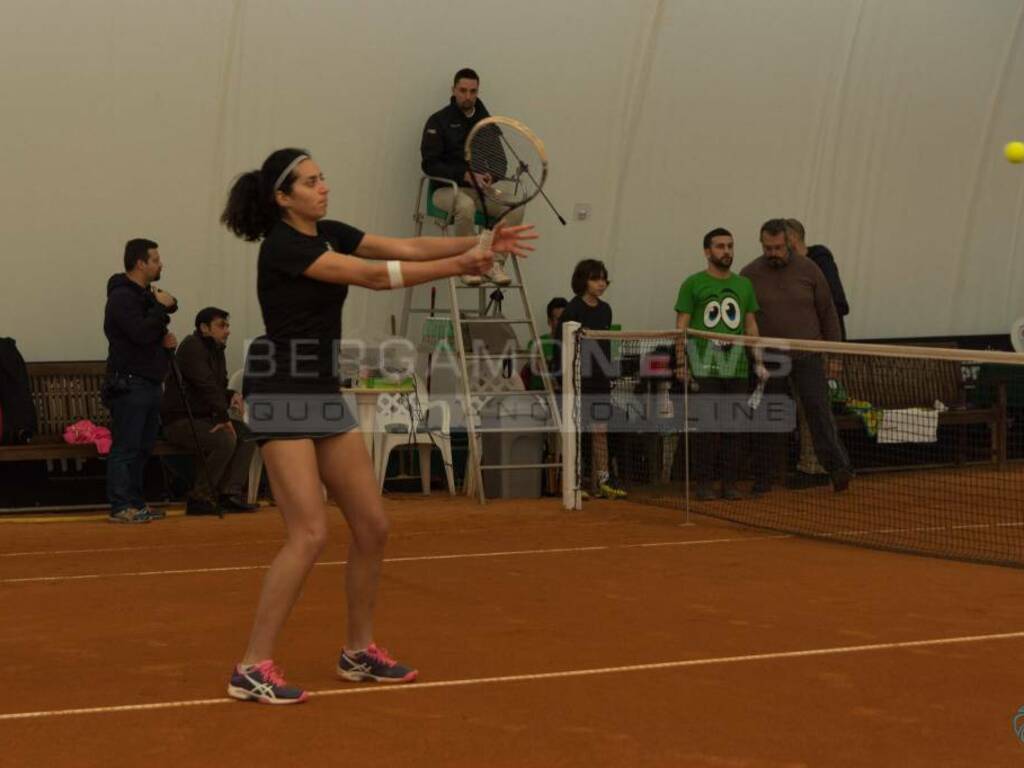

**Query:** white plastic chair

left=374, top=389, right=455, bottom=495
left=228, top=368, right=263, bottom=505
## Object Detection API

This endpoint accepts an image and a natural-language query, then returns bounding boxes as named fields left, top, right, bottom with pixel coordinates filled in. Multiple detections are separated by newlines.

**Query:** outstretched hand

left=491, top=224, right=538, bottom=258
left=457, top=244, right=494, bottom=277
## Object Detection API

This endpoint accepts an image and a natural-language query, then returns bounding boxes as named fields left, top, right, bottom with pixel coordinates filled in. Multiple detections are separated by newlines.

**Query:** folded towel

left=876, top=402, right=947, bottom=444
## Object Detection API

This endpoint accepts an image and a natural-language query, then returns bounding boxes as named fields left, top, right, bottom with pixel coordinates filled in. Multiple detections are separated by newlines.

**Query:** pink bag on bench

left=63, top=419, right=113, bottom=455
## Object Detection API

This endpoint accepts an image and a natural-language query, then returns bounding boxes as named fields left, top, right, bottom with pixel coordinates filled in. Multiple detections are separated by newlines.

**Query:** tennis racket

left=464, top=116, right=548, bottom=252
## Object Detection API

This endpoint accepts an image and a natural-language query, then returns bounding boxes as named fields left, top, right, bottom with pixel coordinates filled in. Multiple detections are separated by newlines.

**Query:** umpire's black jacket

left=420, top=97, right=492, bottom=186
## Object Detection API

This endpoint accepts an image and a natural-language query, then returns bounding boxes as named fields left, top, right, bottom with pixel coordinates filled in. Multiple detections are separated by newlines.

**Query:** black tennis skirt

left=241, top=340, right=358, bottom=444
left=240, top=390, right=359, bottom=444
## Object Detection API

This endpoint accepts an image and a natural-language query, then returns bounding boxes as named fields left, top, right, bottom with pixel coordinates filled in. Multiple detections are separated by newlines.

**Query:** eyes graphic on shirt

left=721, top=297, right=741, bottom=329
left=703, top=302, right=721, bottom=328
left=702, top=291, right=742, bottom=330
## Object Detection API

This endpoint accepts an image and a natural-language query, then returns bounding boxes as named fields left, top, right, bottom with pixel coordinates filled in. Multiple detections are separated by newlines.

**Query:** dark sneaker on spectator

left=337, top=644, right=418, bottom=683
left=831, top=468, right=854, bottom=493
left=751, top=480, right=772, bottom=496
left=786, top=471, right=831, bottom=490
left=185, top=497, right=221, bottom=516
left=107, top=507, right=152, bottom=524
left=695, top=483, right=718, bottom=501
left=219, top=495, right=259, bottom=512
left=227, top=660, right=308, bottom=704
left=144, top=506, right=166, bottom=520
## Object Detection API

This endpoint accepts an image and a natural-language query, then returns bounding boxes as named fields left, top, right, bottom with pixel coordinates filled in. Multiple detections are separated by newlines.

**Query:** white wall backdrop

left=1, top=0, right=1023, bottom=370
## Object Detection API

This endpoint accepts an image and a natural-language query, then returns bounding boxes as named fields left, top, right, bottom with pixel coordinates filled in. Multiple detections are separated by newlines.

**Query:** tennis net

left=560, top=323, right=1024, bottom=568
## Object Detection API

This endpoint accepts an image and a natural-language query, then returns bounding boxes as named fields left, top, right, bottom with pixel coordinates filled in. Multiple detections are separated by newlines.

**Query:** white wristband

left=386, top=260, right=404, bottom=289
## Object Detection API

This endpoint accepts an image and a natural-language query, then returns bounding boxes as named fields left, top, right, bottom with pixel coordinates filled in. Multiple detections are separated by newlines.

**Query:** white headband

left=273, top=154, right=310, bottom=192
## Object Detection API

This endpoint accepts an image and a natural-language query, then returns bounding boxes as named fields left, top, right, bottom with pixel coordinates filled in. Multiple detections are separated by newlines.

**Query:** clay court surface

left=3, top=495, right=1024, bottom=767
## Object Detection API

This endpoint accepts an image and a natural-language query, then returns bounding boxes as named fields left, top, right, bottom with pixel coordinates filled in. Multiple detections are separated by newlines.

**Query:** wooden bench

left=832, top=353, right=1008, bottom=466
left=0, top=361, right=187, bottom=462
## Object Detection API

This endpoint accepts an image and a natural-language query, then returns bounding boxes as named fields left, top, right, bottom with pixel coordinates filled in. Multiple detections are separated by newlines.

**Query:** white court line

left=0, top=535, right=785, bottom=585
left=8, top=513, right=1012, bottom=561
left=2, top=629, right=1022, bottom=722
left=0, top=539, right=287, bottom=559
left=0, top=521, right=644, bottom=559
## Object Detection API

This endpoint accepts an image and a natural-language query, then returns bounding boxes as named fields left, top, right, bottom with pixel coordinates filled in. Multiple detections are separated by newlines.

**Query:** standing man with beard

left=741, top=219, right=853, bottom=494
left=420, top=67, right=525, bottom=286
left=103, top=238, right=178, bottom=523
left=675, top=228, right=766, bottom=501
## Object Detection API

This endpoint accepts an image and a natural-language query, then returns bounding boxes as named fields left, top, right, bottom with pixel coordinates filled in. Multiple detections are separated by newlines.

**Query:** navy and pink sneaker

left=227, top=660, right=309, bottom=704
left=337, top=644, right=418, bottom=683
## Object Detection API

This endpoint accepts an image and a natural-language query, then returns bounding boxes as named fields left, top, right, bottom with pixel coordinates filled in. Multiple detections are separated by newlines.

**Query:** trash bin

left=480, top=394, right=550, bottom=499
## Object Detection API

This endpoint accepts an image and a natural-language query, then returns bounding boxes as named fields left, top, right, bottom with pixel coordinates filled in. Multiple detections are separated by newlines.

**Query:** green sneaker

left=598, top=482, right=627, bottom=499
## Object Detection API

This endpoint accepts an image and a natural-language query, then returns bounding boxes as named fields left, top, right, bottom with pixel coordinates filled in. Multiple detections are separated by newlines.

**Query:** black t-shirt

left=245, top=219, right=364, bottom=394
left=555, top=295, right=614, bottom=393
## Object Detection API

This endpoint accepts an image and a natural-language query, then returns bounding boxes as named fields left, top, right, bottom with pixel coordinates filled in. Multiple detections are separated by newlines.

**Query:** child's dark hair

left=220, top=148, right=311, bottom=242
left=570, top=259, right=609, bottom=296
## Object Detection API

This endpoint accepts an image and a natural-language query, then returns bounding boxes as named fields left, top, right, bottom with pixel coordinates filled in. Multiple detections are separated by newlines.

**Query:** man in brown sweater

left=740, top=219, right=853, bottom=493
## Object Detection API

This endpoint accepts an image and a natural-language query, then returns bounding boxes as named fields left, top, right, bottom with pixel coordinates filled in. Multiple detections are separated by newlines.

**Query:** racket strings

left=468, top=125, right=543, bottom=206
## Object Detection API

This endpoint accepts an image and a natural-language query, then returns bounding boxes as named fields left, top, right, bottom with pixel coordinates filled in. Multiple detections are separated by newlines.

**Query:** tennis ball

left=1005, top=141, right=1024, bottom=164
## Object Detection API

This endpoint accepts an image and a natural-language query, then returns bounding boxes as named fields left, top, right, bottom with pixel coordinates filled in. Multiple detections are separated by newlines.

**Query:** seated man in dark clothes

left=162, top=307, right=257, bottom=515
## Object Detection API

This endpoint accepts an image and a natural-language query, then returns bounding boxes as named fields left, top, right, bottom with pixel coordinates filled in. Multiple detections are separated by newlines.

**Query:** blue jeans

left=106, top=377, right=162, bottom=512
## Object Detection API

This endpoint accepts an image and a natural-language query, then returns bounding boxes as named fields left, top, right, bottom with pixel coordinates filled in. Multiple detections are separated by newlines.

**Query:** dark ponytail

left=220, top=147, right=311, bottom=242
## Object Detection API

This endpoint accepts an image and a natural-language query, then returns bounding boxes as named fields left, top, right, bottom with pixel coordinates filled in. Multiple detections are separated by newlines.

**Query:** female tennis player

left=221, top=147, right=535, bottom=704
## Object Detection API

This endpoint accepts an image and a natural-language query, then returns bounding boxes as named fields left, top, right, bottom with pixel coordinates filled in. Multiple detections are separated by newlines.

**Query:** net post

left=681, top=328, right=692, bottom=527
left=562, top=321, right=582, bottom=510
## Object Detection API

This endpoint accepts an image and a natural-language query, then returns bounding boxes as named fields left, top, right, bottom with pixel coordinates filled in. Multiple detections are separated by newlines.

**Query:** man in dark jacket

left=162, top=307, right=257, bottom=515
left=420, top=67, right=524, bottom=286
left=103, top=238, right=178, bottom=524
left=784, top=219, right=850, bottom=340
left=784, top=218, right=851, bottom=483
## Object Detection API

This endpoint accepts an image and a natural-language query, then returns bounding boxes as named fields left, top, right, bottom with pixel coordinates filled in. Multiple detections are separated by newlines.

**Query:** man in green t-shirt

left=674, top=227, right=767, bottom=501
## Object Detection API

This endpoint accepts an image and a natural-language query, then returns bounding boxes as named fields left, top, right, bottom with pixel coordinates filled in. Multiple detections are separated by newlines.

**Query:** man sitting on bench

left=161, top=307, right=257, bottom=515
